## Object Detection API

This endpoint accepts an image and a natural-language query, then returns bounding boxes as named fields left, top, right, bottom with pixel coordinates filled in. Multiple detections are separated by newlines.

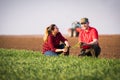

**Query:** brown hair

left=43, top=24, right=56, bottom=42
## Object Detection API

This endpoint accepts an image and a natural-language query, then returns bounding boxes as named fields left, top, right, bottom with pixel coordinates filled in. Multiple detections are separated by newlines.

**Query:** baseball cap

left=80, top=18, right=89, bottom=24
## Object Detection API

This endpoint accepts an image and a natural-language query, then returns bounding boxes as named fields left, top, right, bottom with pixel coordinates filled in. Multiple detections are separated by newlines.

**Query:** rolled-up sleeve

left=76, top=28, right=81, bottom=32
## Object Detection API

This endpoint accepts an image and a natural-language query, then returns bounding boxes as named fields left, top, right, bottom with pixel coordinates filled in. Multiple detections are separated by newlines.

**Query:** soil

left=0, top=35, right=120, bottom=59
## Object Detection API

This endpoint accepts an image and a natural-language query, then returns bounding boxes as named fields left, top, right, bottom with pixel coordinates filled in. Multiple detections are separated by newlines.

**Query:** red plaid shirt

left=42, top=32, right=67, bottom=54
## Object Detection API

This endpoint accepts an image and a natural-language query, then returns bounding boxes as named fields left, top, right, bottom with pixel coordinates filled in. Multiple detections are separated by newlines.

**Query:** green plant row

left=0, top=48, right=120, bottom=80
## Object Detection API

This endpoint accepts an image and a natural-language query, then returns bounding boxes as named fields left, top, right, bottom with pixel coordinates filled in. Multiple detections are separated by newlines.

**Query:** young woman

left=42, top=24, right=70, bottom=56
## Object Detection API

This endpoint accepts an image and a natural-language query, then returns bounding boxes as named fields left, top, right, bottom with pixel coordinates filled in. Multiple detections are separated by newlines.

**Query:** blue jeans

left=44, top=44, right=65, bottom=56
left=44, top=51, right=58, bottom=56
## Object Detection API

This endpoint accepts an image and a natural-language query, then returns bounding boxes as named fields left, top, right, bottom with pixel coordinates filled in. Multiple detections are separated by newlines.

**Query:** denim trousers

left=44, top=44, right=65, bottom=56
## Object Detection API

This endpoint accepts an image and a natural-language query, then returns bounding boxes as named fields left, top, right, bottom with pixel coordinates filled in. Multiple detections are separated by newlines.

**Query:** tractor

left=68, top=21, right=81, bottom=37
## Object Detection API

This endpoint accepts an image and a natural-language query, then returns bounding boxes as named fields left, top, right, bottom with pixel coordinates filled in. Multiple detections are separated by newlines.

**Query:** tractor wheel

left=68, top=29, right=73, bottom=37
left=73, top=30, right=77, bottom=37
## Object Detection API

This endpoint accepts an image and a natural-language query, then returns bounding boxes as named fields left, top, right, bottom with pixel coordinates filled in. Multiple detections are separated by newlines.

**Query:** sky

left=0, top=0, right=120, bottom=35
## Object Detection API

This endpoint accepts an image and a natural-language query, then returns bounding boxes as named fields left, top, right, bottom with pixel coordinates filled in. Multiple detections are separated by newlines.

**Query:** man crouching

left=76, top=18, right=101, bottom=57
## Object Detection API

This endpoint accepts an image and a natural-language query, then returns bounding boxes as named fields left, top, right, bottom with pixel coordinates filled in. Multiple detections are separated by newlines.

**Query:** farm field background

left=0, top=35, right=120, bottom=59
left=0, top=35, right=120, bottom=80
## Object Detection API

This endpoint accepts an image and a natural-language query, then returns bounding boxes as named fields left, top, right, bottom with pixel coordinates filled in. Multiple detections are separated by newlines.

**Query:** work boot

left=78, top=49, right=86, bottom=56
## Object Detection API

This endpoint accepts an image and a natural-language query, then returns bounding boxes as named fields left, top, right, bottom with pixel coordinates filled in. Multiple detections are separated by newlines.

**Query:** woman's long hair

left=43, top=24, right=56, bottom=42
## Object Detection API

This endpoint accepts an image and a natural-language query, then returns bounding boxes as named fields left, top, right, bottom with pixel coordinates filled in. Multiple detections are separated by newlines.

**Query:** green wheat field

left=0, top=48, right=120, bottom=80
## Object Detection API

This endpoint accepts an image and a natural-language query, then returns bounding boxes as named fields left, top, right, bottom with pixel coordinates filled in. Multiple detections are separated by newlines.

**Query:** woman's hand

left=62, top=48, right=67, bottom=52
